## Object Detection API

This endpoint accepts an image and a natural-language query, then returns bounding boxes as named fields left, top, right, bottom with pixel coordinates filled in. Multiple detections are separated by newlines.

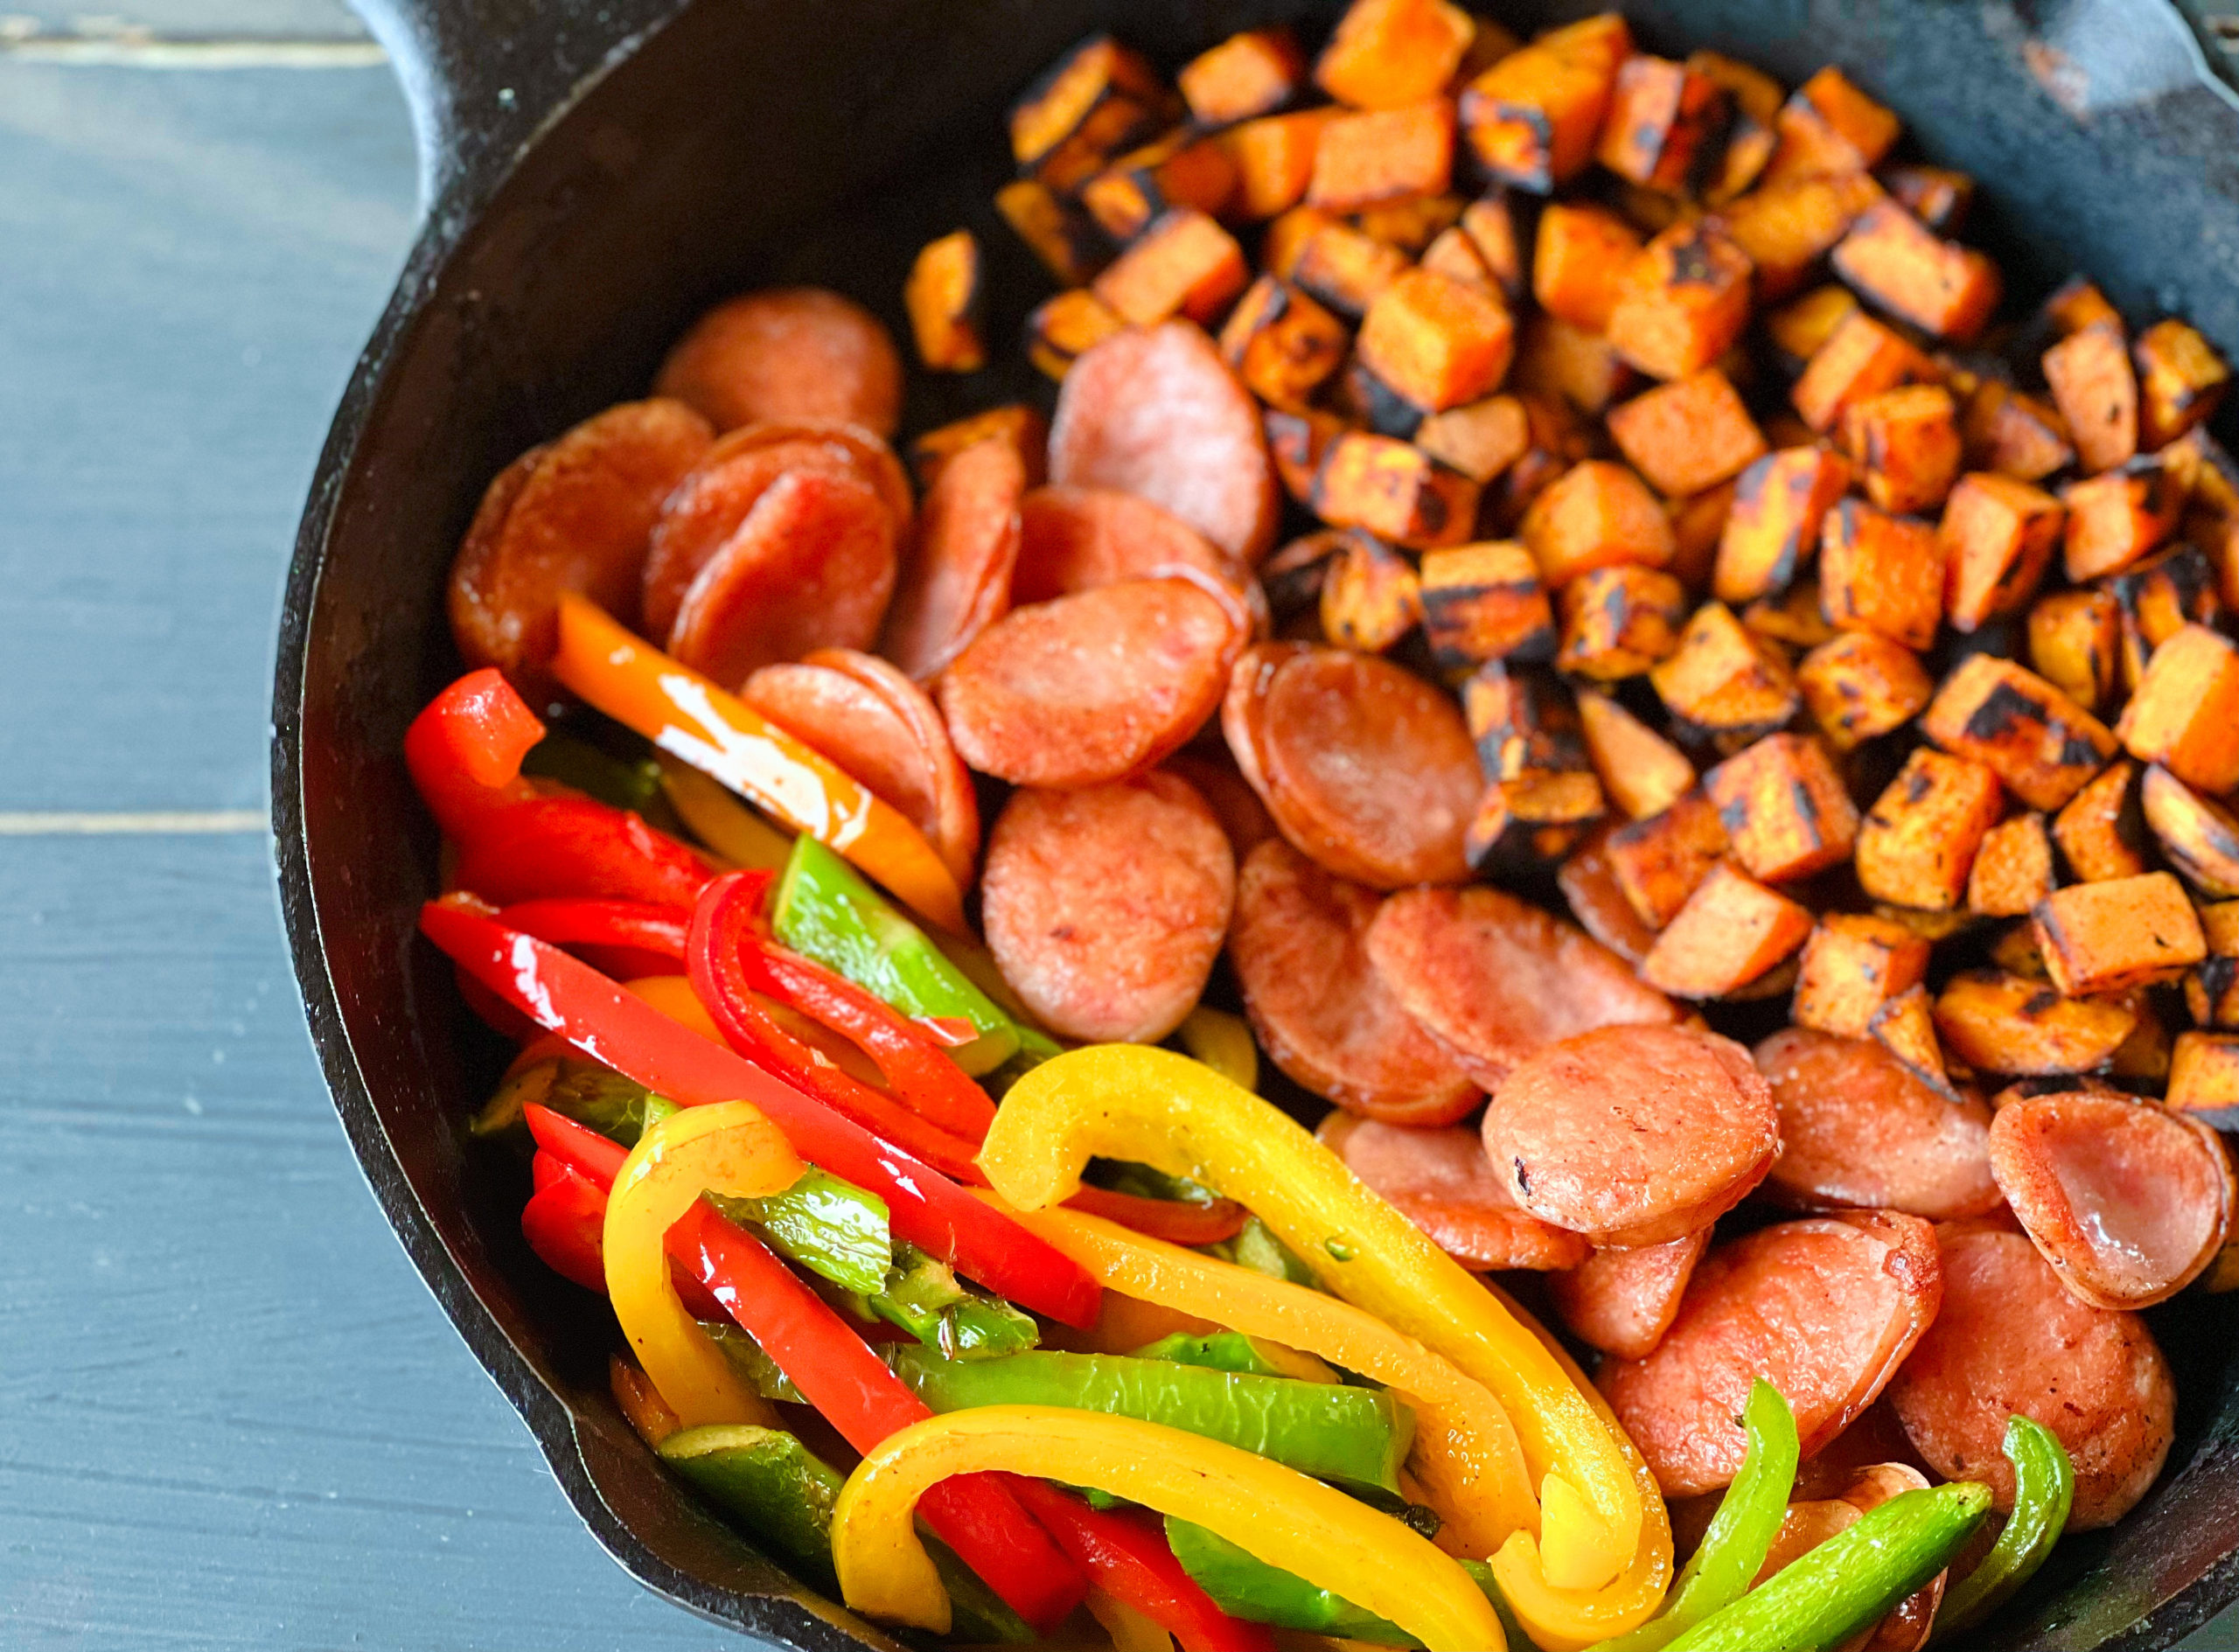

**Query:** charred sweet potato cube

left=1224, top=109, right=1339, bottom=220
left=1486, top=394, right=1594, bottom=532
left=2117, top=624, right=2239, bottom=794
left=1355, top=192, right=1465, bottom=252
left=1308, top=100, right=1456, bottom=210
left=1009, top=33, right=1168, bottom=172
left=2131, top=318, right=2232, bottom=450
left=1264, top=406, right=1350, bottom=505
left=1092, top=209, right=1249, bottom=326
left=1607, top=222, right=1755, bottom=382
left=1312, top=431, right=1479, bottom=549
left=1705, top=730, right=1859, bottom=880
left=1767, top=285, right=1859, bottom=366
left=2167, top=1031, right=2239, bottom=1126
left=1464, top=659, right=1588, bottom=781
left=1795, top=629, right=1933, bottom=750
left=1765, top=65, right=1901, bottom=183
left=2043, top=322, right=2139, bottom=475
left=1510, top=314, right=1639, bottom=417
left=1712, top=447, right=1850, bottom=604
left=1857, top=746, right=2005, bottom=910
left=2061, top=459, right=2185, bottom=581
left=1882, top=164, right=1974, bottom=233
left=1414, top=394, right=1530, bottom=484
left=1651, top=600, right=1801, bottom=736
left=2040, top=276, right=2124, bottom=341
left=1260, top=529, right=1347, bottom=618
left=994, top=179, right=1113, bottom=287
left=1607, top=787, right=1730, bottom=927
left=2187, top=901, right=2239, bottom=1025
left=2145, top=763, right=2239, bottom=899
left=1557, top=564, right=1689, bottom=680
left=1712, top=172, right=1883, bottom=303
left=1820, top=498, right=1945, bottom=651
left=1532, top=202, right=1644, bottom=331
left=1642, top=860, right=1814, bottom=995
left=1791, top=309, right=1937, bottom=433
left=1419, top=540, right=1554, bottom=671
left=903, top=229, right=987, bottom=373
left=1871, top=985, right=1956, bottom=1092
left=1597, top=55, right=1731, bottom=193
left=1337, top=358, right=1430, bottom=440
left=1217, top=275, right=1350, bottom=410
left=1961, top=380, right=2074, bottom=483
left=1839, top=384, right=1962, bottom=514
left=1605, top=369, right=1767, bottom=499
left=1744, top=576, right=1838, bottom=650
left=1466, top=770, right=1608, bottom=871
left=1283, top=217, right=1410, bottom=318
left=1315, top=0, right=1475, bottom=109
left=1421, top=225, right=1496, bottom=293
left=909, top=404, right=1048, bottom=491
left=2033, top=871, right=2206, bottom=996
left=1684, top=50, right=1782, bottom=201
left=1081, top=130, right=1239, bottom=241
left=1522, top=460, right=1676, bottom=583
left=1969, top=811, right=2057, bottom=917
left=1458, top=189, right=1531, bottom=303
left=1026, top=289, right=1126, bottom=380
left=2051, top=758, right=2149, bottom=882
left=2110, top=543, right=2222, bottom=689
left=1829, top=200, right=2002, bottom=343
left=1451, top=14, right=1524, bottom=87
left=1989, top=921, right=2052, bottom=979
left=1792, top=912, right=1932, bottom=1035
left=1356, top=268, right=1515, bottom=413
left=1179, top=25, right=1308, bottom=126
left=1934, top=971, right=2138, bottom=1074
left=1666, top=479, right=1738, bottom=590
left=1940, top=472, right=2063, bottom=631
left=1578, top=688, right=1696, bottom=819
left=1459, top=22, right=1632, bottom=192
left=1922, top=654, right=2118, bottom=811
left=2024, top=589, right=2122, bottom=716
left=1320, top=531, right=1424, bottom=652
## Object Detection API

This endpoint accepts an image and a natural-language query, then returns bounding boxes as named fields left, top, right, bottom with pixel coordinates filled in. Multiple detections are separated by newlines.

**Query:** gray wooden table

left=2, top=3, right=2236, bottom=1647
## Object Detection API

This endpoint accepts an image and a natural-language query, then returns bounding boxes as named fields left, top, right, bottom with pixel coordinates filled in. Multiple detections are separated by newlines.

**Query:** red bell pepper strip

left=1064, top=1186, right=1251, bottom=1248
left=1007, top=1481, right=1276, bottom=1652
left=525, top=1101, right=629, bottom=1188
left=420, top=897, right=1100, bottom=1328
left=530, top=1148, right=575, bottom=1195
left=457, top=964, right=544, bottom=1044
left=498, top=898, right=690, bottom=965
left=520, top=1159, right=612, bottom=1293
left=404, top=667, right=544, bottom=839
left=672, top=1201, right=1088, bottom=1633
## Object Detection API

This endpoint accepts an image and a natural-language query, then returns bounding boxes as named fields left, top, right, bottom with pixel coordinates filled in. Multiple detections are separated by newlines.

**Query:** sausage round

left=741, top=648, right=980, bottom=886
left=1988, top=1088, right=2236, bottom=1309
left=1163, top=749, right=1279, bottom=861
left=1599, top=1210, right=1944, bottom=1497
left=882, top=436, right=1025, bottom=683
left=1546, top=1230, right=1711, bottom=1361
left=979, top=774, right=1235, bottom=1044
left=449, top=399, right=713, bottom=690
left=1224, top=645, right=1481, bottom=889
left=1753, top=1028, right=2003, bottom=1221
left=1888, top=1223, right=2174, bottom=1530
left=1363, top=884, right=1677, bottom=1092
left=1015, top=484, right=1252, bottom=605
left=1317, top=1113, right=1592, bottom=1271
left=1485, top=1024, right=1781, bottom=1245
left=655, top=287, right=903, bottom=436
left=938, top=577, right=1245, bottom=787
left=1049, top=320, right=1280, bottom=564
left=1228, top=840, right=1480, bottom=1125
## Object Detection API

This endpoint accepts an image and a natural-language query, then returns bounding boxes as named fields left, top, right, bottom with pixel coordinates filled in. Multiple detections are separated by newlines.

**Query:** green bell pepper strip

left=706, top=1169, right=892, bottom=1298
left=1167, top=1516, right=1419, bottom=1645
left=1592, top=1380, right=1801, bottom=1652
left=886, top=1345, right=1415, bottom=1496
left=1660, top=1483, right=1993, bottom=1652
left=847, top=1243, right=1041, bottom=1359
left=1133, top=1330, right=1326, bottom=1381
left=698, top=1321, right=806, bottom=1404
left=1932, top=1417, right=2075, bottom=1640
left=1210, top=1215, right=1321, bottom=1288
left=472, top=1059, right=677, bottom=1150
left=521, top=731, right=678, bottom=830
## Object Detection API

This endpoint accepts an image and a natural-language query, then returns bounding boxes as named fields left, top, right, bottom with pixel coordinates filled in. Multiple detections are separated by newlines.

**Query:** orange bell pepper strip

left=551, top=595, right=965, bottom=932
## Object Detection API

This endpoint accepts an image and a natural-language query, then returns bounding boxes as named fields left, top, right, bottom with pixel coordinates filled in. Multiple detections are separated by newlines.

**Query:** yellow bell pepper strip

left=831, top=1406, right=1505, bottom=1651
left=552, top=594, right=965, bottom=932
left=977, top=1197, right=1536, bottom=1563
left=981, top=1045, right=1646, bottom=1596
left=1180, top=1006, right=1259, bottom=1091
left=655, top=750, right=794, bottom=870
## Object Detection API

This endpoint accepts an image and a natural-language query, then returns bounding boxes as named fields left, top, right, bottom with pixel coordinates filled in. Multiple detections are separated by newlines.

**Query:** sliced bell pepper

left=497, top=897, right=689, bottom=964
left=1931, top=1417, right=2074, bottom=1641
left=658, top=1423, right=844, bottom=1593
left=656, top=751, right=795, bottom=871
left=1008, top=1481, right=1275, bottom=1652
left=981, top=1045, right=1647, bottom=1598
left=419, top=897, right=1101, bottom=1328
left=1165, top=1516, right=1412, bottom=1643
left=1178, top=1006, right=1259, bottom=1092
left=829, top=1405, right=1505, bottom=1650
left=1066, top=1184, right=1249, bottom=1246
left=551, top=594, right=966, bottom=932
left=1133, top=1330, right=1337, bottom=1385
left=526, top=1100, right=630, bottom=1188
left=403, top=667, right=544, bottom=839
left=478, top=1057, right=676, bottom=1148
left=520, top=1158, right=610, bottom=1293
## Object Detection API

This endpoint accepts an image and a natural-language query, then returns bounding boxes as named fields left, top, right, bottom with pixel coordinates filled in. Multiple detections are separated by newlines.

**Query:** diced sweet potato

left=1320, top=531, right=1423, bottom=652
left=1308, top=99, right=1456, bottom=210
left=1356, top=267, right=1516, bottom=413
left=1666, top=479, right=1738, bottom=590
left=2110, top=544, right=2223, bottom=691
left=1641, top=860, right=1814, bottom=995
left=1510, top=313, right=1640, bottom=416
left=1839, top=384, right=1961, bottom=515
left=1607, top=222, right=1756, bottom=381
left=1767, top=284, right=1859, bottom=366
left=1791, top=913, right=1932, bottom=1036
left=1597, top=54, right=1730, bottom=193
left=1819, top=498, right=1944, bottom=651
left=1264, top=405, right=1350, bottom=504
left=1557, top=564, right=1689, bottom=680
left=1791, top=310, right=1937, bottom=433
left=1712, top=172, right=1882, bottom=302
left=1259, top=528, right=1346, bottom=617
left=1705, top=731, right=1859, bottom=881
left=1829, top=200, right=2002, bottom=342
left=1743, top=577, right=1837, bottom=651
left=1686, top=50, right=1782, bottom=202
left=1451, top=15, right=1524, bottom=87
left=1459, top=189, right=1531, bottom=303
left=1882, top=164, right=1974, bottom=232
left=1312, top=431, right=1480, bottom=548
left=2026, top=589, right=2122, bottom=714
left=2050, top=758, right=2148, bottom=883
left=1464, top=659, right=1588, bottom=781
left=2033, top=871, right=2205, bottom=996
left=1532, top=202, right=1644, bottom=331
left=1608, top=788, right=1730, bottom=926
left=2117, top=624, right=2239, bottom=794
left=2043, top=322, right=2139, bottom=475
left=1712, top=447, right=1851, bottom=604
left=2145, top=764, right=2239, bottom=899
left=1010, top=34, right=1168, bottom=173
left=1419, top=540, right=1555, bottom=672
left=1969, top=812, right=2056, bottom=917
left=995, top=179, right=1113, bottom=287
left=1422, top=223, right=1496, bottom=289
left=1871, top=984, right=1955, bottom=1094
left=1606, top=370, right=1768, bottom=499
left=1315, top=0, right=1475, bottom=110
left=1092, top=208, right=1249, bottom=326
left=2061, top=459, right=2185, bottom=581
left=2167, top=1031, right=2239, bottom=1126
left=902, top=231, right=986, bottom=373
left=1414, top=394, right=1530, bottom=483
left=909, top=404, right=1048, bottom=491
left=1522, top=459, right=1676, bottom=583
left=1921, top=653, right=2117, bottom=811
left=1081, top=130, right=1238, bottom=242
left=1940, top=472, right=2063, bottom=631
left=1934, top=971, right=2138, bottom=1075
left=1465, top=768, right=1608, bottom=870
left=1026, top=289, right=1127, bottom=380
left=1486, top=394, right=1595, bottom=532
left=1284, top=216, right=1410, bottom=317
left=2133, top=318, right=2232, bottom=450
left=1578, top=688, right=1696, bottom=819
left=1179, top=25, right=1307, bottom=126
left=1217, top=275, right=1350, bottom=410
left=1961, top=380, right=2075, bottom=483
left=1795, top=630, right=1932, bottom=751
left=2039, top=275, right=2124, bottom=340
left=1652, top=601, right=1801, bottom=736
left=1458, top=24, right=1631, bottom=192
left=1356, top=192, right=1467, bottom=253
left=1224, top=109, right=1340, bottom=220
left=1856, top=746, right=2004, bottom=911
left=1765, top=65, right=1900, bottom=182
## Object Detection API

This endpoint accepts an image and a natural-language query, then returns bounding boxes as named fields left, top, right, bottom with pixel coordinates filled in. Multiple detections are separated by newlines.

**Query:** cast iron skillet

left=273, top=0, right=2239, bottom=1643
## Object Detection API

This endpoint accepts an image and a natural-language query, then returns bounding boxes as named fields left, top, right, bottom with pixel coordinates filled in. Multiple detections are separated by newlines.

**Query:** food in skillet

left=414, top=1, right=2239, bottom=1645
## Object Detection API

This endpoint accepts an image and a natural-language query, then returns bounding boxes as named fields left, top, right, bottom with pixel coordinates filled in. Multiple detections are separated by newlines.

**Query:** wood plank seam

left=0, top=811, right=265, bottom=833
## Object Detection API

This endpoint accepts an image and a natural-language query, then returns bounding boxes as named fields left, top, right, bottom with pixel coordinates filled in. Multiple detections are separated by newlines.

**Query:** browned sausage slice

left=1790, top=1398, right=1930, bottom=1502
left=1598, top=1210, right=1943, bottom=1497
left=1988, top=1088, right=2236, bottom=1308
left=1163, top=749, right=1278, bottom=860
left=1049, top=320, right=1280, bottom=564
left=449, top=399, right=713, bottom=691
left=1558, top=822, right=1659, bottom=965
left=1547, top=1230, right=1711, bottom=1361
left=980, top=774, right=1235, bottom=1043
left=1888, top=1223, right=2174, bottom=1530
left=939, top=577, right=1245, bottom=787
left=1317, top=1113, right=1592, bottom=1271
left=882, top=436, right=1026, bottom=683
left=1015, top=484, right=1252, bottom=605
left=1363, top=885, right=1678, bottom=1092
left=1229, top=840, right=1481, bottom=1126
left=1753, top=1028, right=2003, bottom=1221
left=666, top=468, right=898, bottom=685
left=1485, top=1024, right=1780, bottom=1245
left=742, top=648, right=980, bottom=885
left=1224, top=645, right=1481, bottom=889
left=655, top=287, right=903, bottom=436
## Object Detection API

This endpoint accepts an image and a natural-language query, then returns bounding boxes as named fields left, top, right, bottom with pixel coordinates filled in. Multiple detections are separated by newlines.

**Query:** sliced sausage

left=1547, top=1230, right=1711, bottom=1361
left=939, top=577, right=1245, bottom=787
left=655, top=287, right=903, bottom=436
left=1224, top=645, right=1481, bottom=889
left=1015, top=484, right=1252, bottom=605
left=1988, top=1088, right=2236, bottom=1309
left=1363, top=884, right=1678, bottom=1092
left=741, top=648, right=980, bottom=885
left=1888, top=1223, right=2174, bottom=1530
left=1753, top=1028, right=2003, bottom=1222
left=1229, top=840, right=1481, bottom=1125
left=449, top=399, right=713, bottom=689
left=882, top=436, right=1025, bottom=683
left=1049, top=320, right=1280, bottom=564
left=979, top=774, right=1235, bottom=1044
left=1317, top=1113, right=1592, bottom=1271
left=1163, top=749, right=1278, bottom=860
left=1485, top=1024, right=1781, bottom=1245
left=1599, top=1211, right=1944, bottom=1497
left=665, top=468, right=898, bottom=685
left=1557, top=822, right=1659, bottom=965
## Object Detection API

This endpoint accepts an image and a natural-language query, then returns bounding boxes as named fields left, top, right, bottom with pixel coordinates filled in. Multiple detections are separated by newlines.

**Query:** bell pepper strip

left=671, top=1199, right=1087, bottom=1632
left=552, top=595, right=966, bottom=932
left=1594, top=1381, right=1801, bottom=1652
left=981, top=1045, right=1645, bottom=1596
left=972, top=1198, right=1536, bottom=1565
left=1066, top=1184, right=1250, bottom=1246
left=1008, top=1481, right=1276, bottom=1652
left=418, top=897, right=1102, bottom=1328
left=478, top=1056, right=674, bottom=1147
left=1179, top=1006, right=1259, bottom=1093
left=456, top=964, right=543, bottom=1043
left=830, top=1405, right=1505, bottom=1650
left=520, top=1159, right=611, bottom=1293
left=450, top=796, right=715, bottom=910
left=521, top=732, right=672, bottom=819
left=496, top=897, right=689, bottom=965
left=403, top=667, right=544, bottom=838
left=610, top=1353, right=683, bottom=1448
left=1133, top=1330, right=1338, bottom=1386
left=1165, top=1516, right=1414, bottom=1643
left=624, top=973, right=726, bottom=1042
left=705, top=1171, right=893, bottom=1297
left=656, top=751, right=795, bottom=871
left=526, top=1101, right=630, bottom=1188
left=1930, top=1418, right=2074, bottom=1641
left=657, top=1423, right=846, bottom=1594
